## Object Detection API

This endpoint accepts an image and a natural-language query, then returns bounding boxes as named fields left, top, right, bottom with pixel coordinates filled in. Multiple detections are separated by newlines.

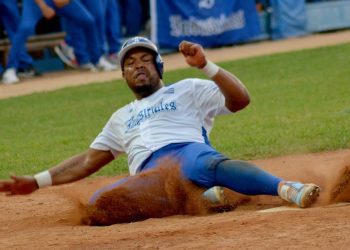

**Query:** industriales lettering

left=170, top=11, right=245, bottom=37
left=125, top=100, right=177, bottom=131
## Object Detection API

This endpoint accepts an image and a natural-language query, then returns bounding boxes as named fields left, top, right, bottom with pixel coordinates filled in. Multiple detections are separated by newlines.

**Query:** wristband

left=34, top=170, right=52, bottom=188
left=201, top=61, right=220, bottom=78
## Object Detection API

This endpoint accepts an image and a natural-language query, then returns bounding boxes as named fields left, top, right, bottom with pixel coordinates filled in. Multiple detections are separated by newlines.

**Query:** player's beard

left=132, top=73, right=162, bottom=98
left=134, top=84, right=152, bottom=93
left=133, top=82, right=160, bottom=98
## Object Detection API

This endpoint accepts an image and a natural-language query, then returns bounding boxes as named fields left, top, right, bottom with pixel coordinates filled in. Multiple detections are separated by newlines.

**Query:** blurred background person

left=120, top=0, right=147, bottom=37
left=0, top=0, right=41, bottom=84
left=2, top=0, right=117, bottom=84
left=103, top=0, right=122, bottom=65
left=54, top=0, right=117, bottom=71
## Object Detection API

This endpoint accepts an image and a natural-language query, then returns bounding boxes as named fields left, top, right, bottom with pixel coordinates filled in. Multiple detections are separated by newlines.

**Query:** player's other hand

left=179, top=41, right=207, bottom=69
left=53, top=0, right=71, bottom=8
left=0, top=175, right=38, bottom=195
left=42, top=6, right=56, bottom=19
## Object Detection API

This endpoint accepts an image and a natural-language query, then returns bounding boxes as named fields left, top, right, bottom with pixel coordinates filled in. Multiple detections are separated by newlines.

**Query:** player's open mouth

left=135, top=72, right=147, bottom=80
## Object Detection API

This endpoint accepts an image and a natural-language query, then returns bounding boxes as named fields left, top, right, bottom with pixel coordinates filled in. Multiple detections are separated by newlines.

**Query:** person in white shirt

left=0, top=37, right=320, bottom=225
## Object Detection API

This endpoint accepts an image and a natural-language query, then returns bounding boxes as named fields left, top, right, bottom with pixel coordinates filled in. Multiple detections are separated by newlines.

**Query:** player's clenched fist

left=179, top=41, right=207, bottom=69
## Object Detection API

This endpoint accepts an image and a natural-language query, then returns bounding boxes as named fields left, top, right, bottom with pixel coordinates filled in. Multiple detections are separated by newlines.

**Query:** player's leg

left=56, top=0, right=100, bottom=65
left=0, top=0, right=34, bottom=68
left=57, top=0, right=115, bottom=70
left=87, top=165, right=183, bottom=226
left=121, top=0, right=143, bottom=37
left=214, top=159, right=320, bottom=208
left=2, top=0, right=42, bottom=84
left=88, top=177, right=129, bottom=205
left=215, top=160, right=281, bottom=195
left=178, top=143, right=320, bottom=208
left=79, top=0, right=105, bottom=55
left=104, top=0, right=122, bottom=58
left=58, top=16, right=91, bottom=67
left=5, top=0, right=42, bottom=70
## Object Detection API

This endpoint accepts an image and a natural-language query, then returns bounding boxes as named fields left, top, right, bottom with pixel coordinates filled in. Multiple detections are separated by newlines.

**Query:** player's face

left=122, top=48, right=162, bottom=99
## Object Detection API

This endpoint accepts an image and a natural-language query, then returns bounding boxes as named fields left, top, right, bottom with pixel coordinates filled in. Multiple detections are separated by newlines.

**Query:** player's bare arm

left=178, top=41, right=250, bottom=112
left=49, top=148, right=114, bottom=184
left=0, top=149, right=114, bottom=195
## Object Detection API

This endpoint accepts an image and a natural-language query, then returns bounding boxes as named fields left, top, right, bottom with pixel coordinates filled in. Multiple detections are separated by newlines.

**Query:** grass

left=0, top=43, right=349, bottom=178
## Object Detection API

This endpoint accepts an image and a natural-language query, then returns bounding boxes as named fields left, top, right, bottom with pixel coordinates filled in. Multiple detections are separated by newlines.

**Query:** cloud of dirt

left=253, top=151, right=350, bottom=207
left=59, top=175, right=128, bottom=225
left=296, top=167, right=329, bottom=207
left=84, top=160, right=205, bottom=226
left=322, top=153, right=350, bottom=204
left=59, top=152, right=350, bottom=226
left=75, top=159, right=249, bottom=226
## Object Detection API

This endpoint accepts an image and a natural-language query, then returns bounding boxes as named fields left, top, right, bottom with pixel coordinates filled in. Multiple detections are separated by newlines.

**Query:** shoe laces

left=278, top=181, right=303, bottom=205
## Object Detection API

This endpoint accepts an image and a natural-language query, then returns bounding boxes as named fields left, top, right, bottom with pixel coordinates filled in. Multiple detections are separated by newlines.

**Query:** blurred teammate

left=0, top=37, right=320, bottom=225
left=2, top=0, right=116, bottom=84
left=54, top=0, right=117, bottom=71
left=103, top=0, right=122, bottom=64
left=120, top=0, right=144, bottom=37
left=0, top=0, right=41, bottom=84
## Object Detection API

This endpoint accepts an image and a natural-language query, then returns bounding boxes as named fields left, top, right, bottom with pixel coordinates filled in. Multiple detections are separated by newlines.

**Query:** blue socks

left=215, top=160, right=282, bottom=196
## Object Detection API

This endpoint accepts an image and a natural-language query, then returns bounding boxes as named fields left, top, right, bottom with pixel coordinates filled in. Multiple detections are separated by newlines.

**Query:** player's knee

left=181, top=165, right=216, bottom=188
left=85, top=188, right=132, bottom=226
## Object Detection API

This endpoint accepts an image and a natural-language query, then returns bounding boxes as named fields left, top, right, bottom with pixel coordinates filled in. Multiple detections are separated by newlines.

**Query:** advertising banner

left=150, top=0, right=261, bottom=48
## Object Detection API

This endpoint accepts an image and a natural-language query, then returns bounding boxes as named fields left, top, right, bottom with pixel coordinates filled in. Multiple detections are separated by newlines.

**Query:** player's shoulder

left=109, top=102, right=132, bottom=121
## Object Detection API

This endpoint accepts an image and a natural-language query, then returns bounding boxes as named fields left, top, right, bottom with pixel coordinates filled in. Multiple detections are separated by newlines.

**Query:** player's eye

left=142, top=55, right=153, bottom=62
left=124, top=59, right=135, bottom=66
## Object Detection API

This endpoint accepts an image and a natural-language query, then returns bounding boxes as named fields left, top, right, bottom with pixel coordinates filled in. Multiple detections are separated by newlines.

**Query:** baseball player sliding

left=0, top=37, right=320, bottom=225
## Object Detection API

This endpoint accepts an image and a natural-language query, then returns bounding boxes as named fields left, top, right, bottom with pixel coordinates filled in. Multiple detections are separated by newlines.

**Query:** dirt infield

left=1, top=149, right=350, bottom=249
left=1, top=31, right=350, bottom=249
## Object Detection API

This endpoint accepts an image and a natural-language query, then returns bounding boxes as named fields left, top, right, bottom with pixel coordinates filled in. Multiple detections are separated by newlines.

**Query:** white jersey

left=90, top=78, right=231, bottom=175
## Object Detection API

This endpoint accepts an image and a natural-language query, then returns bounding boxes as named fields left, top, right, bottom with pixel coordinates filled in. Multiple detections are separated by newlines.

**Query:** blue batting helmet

left=118, top=37, right=164, bottom=79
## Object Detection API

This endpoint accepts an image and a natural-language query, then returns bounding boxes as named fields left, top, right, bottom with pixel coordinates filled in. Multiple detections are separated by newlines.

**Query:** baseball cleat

left=79, top=63, right=98, bottom=72
left=97, top=56, right=117, bottom=72
left=202, top=186, right=225, bottom=204
left=2, top=68, right=19, bottom=84
left=278, top=181, right=321, bottom=208
left=54, top=42, right=78, bottom=69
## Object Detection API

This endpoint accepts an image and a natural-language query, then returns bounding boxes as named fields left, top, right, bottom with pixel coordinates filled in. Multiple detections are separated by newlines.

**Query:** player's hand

left=42, top=6, right=56, bottom=19
left=35, top=0, right=56, bottom=19
left=53, top=0, right=71, bottom=8
left=0, top=175, right=38, bottom=196
left=179, top=41, right=207, bottom=69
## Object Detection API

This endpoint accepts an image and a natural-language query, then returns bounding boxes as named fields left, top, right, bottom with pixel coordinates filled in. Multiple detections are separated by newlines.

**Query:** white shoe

left=202, top=186, right=225, bottom=204
left=107, top=53, right=119, bottom=65
left=2, top=68, right=19, bottom=84
left=96, top=56, right=117, bottom=72
left=278, top=181, right=320, bottom=208
left=79, top=63, right=97, bottom=72
left=54, top=41, right=78, bottom=68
